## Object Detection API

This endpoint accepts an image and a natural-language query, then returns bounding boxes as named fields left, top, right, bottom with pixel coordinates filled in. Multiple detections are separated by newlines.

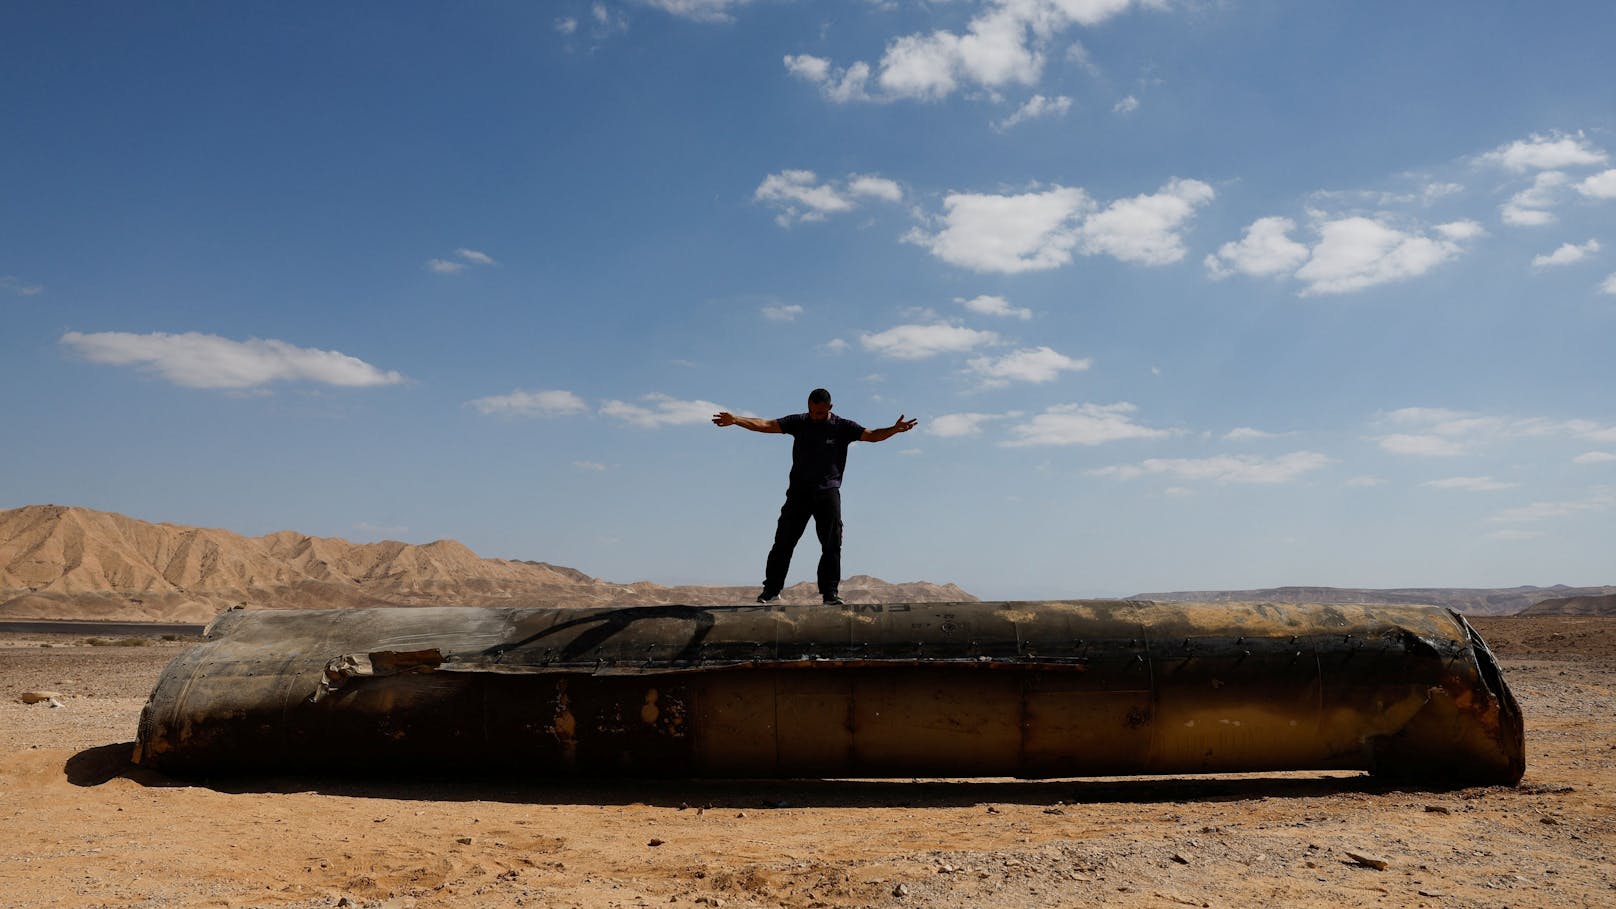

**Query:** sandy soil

left=2, top=616, right=1613, bottom=909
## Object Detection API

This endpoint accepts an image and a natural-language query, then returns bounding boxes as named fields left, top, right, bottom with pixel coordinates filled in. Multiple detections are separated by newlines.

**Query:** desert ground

left=2, top=615, right=1612, bottom=909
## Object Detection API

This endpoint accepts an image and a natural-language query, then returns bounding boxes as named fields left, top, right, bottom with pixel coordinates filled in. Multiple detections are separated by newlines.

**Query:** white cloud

left=468, top=389, right=589, bottom=418
left=784, top=54, right=872, bottom=103
left=1423, top=476, right=1519, bottom=491
left=762, top=303, right=804, bottom=322
left=1378, top=433, right=1469, bottom=457
left=860, top=323, right=1000, bottom=359
left=555, top=17, right=578, bottom=35
left=1602, top=273, right=1616, bottom=295
left=1488, top=529, right=1545, bottom=541
left=958, top=294, right=1031, bottom=319
left=802, top=0, right=1149, bottom=104
left=907, top=178, right=1212, bottom=274
left=823, top=338, right=850, bottom=354
left=0, top=276, right=44, bottom=297
left=755, top=169, right=901, bottom=226
left=60, top=330, right=406, bottom=390
left=1478, top=131, right=1609, bottom=173
left=1223, top=427, right=1277, bottom=441
left=1501, top=171, right=1569, bottom=226
left=1113, top=95, right=1139, bottom=114
left=573, top=460, right=608, bottom=471
left=600, top=393, right=726, bottom=428
left=1088, top=451, right=1333, bottom=484
left=1377, top=406, right=1616, bottom=455
left=906, top=186, right=1090, bottom=273
left=1294, top=216, right=1480, bottom=295
left=643, top=0, right=751, bottom=23
left=994, top=94, right=1072, bottom=131
left=1004, top=401, right=1174, bottom=447
left=1346, top=475, right=1385, bottom=487
left=1574, top=451, right=1616, bottom=464
left=1205, top=216, right=1310, bottom=279
left=1533, top=238, right=1601, bottom=267
left=966, top=346, right=1090, bottom=387
left=1078, top=178, right=1215, bottom=265
left=848, top=175, right=903, bottom=202
left=429, top=247, right=496, bottom=274
left=930, top=411, right=1015, bottom=438
left=1579, top=169, right=1616, bottom=199
left=1489, top=488, right=1616, bottom=524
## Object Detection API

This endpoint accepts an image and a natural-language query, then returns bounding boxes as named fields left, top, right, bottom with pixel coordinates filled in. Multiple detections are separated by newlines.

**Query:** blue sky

left=4, top=1, right=1614, bottom=599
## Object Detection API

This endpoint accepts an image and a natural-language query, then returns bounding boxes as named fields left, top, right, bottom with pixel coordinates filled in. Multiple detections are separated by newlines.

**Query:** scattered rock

left=892, top=883, right=909, bottom=897
left=18, top=691, right=61, bottom=705
left=1424, top=805, right=1452, bottom=814
left=1170, top=853, right=1190, bottom=865
left=456, top=836, right=473, bottom=845
left=1344, top=851, right=1389, bottom=870
left=648, top=838, right=665, bottom=847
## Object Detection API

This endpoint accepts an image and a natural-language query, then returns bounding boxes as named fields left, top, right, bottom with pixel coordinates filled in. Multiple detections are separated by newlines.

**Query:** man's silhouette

left=713, top=387, right=917, bottom=605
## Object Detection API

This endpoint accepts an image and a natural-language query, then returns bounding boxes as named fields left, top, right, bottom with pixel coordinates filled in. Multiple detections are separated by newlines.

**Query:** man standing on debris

left=713, top=388, right=918, bottom=606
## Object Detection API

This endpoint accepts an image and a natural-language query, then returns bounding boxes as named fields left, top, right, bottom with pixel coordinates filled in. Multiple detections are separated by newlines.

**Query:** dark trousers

left=763, top=488, right=842, bottom=598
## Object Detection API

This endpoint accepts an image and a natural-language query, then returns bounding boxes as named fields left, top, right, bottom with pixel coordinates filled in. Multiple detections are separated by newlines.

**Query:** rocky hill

left=1518, top=593, right=1616, bottom=616
left=0, top=505, right=976, bottom=623
left=1132, top=584, right=1616, bottom=617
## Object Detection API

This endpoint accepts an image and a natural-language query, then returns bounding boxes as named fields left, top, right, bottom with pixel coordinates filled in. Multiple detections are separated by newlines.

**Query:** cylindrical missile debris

left=134, top=600, right=1523, bottom=784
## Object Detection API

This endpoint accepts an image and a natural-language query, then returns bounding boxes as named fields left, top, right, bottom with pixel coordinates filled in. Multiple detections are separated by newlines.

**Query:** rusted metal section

left=133, top=601, right=1524, bottom=784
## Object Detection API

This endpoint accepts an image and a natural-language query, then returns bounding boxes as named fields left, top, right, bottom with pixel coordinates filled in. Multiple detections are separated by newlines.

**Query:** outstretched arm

left=860, top=414, right=918, bottom=443
left=712, top=412, right=781, bottom=433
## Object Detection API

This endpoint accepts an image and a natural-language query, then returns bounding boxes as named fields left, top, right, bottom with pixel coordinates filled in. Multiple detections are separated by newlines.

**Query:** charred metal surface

left=134, top=601, right=1524, bottom=784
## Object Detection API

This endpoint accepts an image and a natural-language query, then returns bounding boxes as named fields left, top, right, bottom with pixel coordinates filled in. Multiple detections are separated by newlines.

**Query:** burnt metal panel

left=134, top=600, right=1524, bottom=784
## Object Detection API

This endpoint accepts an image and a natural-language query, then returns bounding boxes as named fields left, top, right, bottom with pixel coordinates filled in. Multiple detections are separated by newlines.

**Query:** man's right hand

left=712, top=411, right=737, bottom=427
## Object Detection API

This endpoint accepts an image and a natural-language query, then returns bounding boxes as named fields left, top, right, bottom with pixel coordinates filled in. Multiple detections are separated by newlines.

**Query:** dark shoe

left=756, top=592, right=781, bottom=604
left=822, top=594, right=846, bottom=606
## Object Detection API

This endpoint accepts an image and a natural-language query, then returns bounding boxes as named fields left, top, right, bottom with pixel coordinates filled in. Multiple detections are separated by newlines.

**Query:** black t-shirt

left=778, top=412, right=866, bottom=492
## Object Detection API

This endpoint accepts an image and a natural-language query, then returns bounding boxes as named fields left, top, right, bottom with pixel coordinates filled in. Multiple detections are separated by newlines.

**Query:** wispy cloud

left=428, top=247, right=497, bottom=275
left=1489, top=487, right=1616, bottom=524
left=1423, top=476, right=1519, bottom=491
left=573, top=460, right=608, bottom=471
left=860, top=323, right=1000, bottom=359
left=1004, top=402, right=1174, bottom=447
left=1574, top=451, right=1616, bottom=465
left=1113, top=95, right=1139, bottom=114
left=958, top=294, right=1031, bottom=320
left=762, top=303, right=804, bottom=322
left=1501, top=171, right=1569, bottom=226
left=643, top=0, right=751, bottom=23
left=906, top=178, right=1213, bottom=274
left=601, top=393, right=725, bottom=428
left=994, top=94, right=1072, bottom=131
left=1223, top=427, right=1279, bottom=441
left=965, top=346, right=1090, bottom=388
left=1088, top=451, right=1333, bottom=484
left=1533, top=238, right=1600, bottom=268
left=929, top=411, right=1019, bottom=439
left=755, top=170, right=903, bottom=226
left=468, top=389, right=589, bottom=418
left=1375, top=406, right=1616, bottom=456
left=1, top=276, right=44, bottom=297
left=60, top=330, right=406, bottom=389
